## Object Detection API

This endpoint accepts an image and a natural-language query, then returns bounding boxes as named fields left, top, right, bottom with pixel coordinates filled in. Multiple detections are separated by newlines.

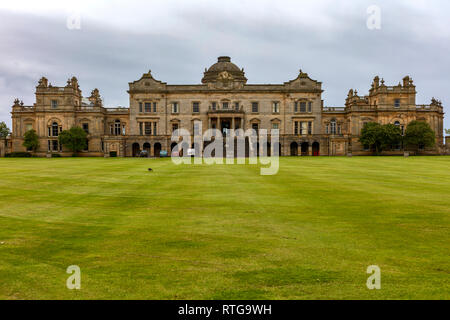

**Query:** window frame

left=251, top=102, right=259, bottom=113
left=192, top=102, right=200, bottom=113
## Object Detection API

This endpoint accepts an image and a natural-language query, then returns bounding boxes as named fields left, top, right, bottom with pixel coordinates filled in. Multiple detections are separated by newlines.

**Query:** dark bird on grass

left=148, top=168, right=153, bottom=171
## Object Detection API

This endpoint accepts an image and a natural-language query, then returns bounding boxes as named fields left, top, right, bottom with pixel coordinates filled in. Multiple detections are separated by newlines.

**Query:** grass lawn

left=0, top=156, right=449, bottom=300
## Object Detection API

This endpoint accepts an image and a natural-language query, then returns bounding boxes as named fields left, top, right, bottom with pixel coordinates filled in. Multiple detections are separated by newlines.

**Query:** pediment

left=129, top=71, right=167, bottom=91
left=284, top=70, right=322, bottom=91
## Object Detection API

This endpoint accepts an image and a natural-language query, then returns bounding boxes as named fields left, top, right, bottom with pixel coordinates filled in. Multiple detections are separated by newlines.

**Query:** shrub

left=5, top=152, right=32, bottom=158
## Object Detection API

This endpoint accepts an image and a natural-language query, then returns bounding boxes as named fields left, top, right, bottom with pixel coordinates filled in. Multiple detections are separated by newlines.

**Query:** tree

left=23, top=129, right=39, bottom=152
left=0, top=121, right=10, bottom=138
left=359, top=122, right=403, bottom=155
left=58, top=126, right=87, bottom=154
left=445, top=128, right=450, bottom=135
left=359, top=122, right=384, bottom=155
left=404, top=120, right=435, bottom=152
left=380, top=124, right=403, bottom=151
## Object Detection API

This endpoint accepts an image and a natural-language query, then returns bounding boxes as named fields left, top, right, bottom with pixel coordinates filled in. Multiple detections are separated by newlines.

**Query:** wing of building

left=7, top=56, right=447, bottom=157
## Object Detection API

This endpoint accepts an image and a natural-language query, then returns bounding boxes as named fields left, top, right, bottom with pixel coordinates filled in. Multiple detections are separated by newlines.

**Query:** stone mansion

left=6, top=56, right=446, bottom=157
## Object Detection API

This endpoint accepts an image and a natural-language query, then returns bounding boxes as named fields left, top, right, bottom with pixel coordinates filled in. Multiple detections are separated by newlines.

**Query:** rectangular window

left=139, top=122, right=143, bottom=135
left=299, top=122, right=308, bottom=135
left=51, top=100, right=58, bottom=109
left=222, top=102, right=229, bottom=110
left=82, top=123, right=89, bottom=134
left=172, top=102, right=179, bottom=113
left=294, top=102, right=298, bottom=113
left=145, top=103, right=152, bottom=113
left=272, top=123, right=279, bottom=130
left=153, top=122, right=157, bottom=135
left=330, top=122, right=337, bottom=134
left=234, top=102, right=239, bottom=111
left=308, top=102, right=312, bottom=112
left=294, top=122, right=299, bottom=135
left=193, top=102, right=200, bottom=113
left=394, top=99, right=400, bottom=108
left=144, top=122, right=152, bottom=135
left=300, top=102, right=307, bottom=113
left=308, top=121, right=312, bottom=135
left=25, top=124, right=33, bottom=132
left=252, top=102, right=259, bottom=113
left=84, top=139, right=89, bottom=151
left=252, top=123, right=259, bottom=133
left=172, top=123, right=179, bottom=133
left=48, top=140, right=51, bottom=151
left=153, top=102, right=157, bottom=113
left=139, top=102, right=143, bottom=113
left=52, top=140, right=58, bottom=151
left=273, top=102, right=279, bottom=113
left=212, top=102, right=217, bottom=111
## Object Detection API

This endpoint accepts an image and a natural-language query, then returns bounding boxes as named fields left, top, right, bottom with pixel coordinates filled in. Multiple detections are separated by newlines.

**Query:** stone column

left=208, top=117, right=211, bottom=129
left=232, top=117, right=235, bottom=130
left=308, top=145, right=312, bottom=156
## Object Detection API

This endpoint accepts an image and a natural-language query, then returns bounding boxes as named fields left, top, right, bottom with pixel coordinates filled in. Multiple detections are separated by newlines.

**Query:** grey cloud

left=0, top=0, right=449, bottom=130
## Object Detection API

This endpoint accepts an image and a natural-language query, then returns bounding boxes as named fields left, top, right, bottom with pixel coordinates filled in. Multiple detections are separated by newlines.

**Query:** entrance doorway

left=132, top=143, right=140, bottom=157
left=312, top=142, right=320, bottom=156
left=301, top=142, right=309, bottom=156
left=154, top=143, right=162, bottom=157
left=143, top=142, right=151, bottom=157
left=290, top=142, right=298, bottom=156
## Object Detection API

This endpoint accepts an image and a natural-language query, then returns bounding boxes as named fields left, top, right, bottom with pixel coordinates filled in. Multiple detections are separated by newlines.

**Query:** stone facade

left=8, top=56, right=446, bottom=157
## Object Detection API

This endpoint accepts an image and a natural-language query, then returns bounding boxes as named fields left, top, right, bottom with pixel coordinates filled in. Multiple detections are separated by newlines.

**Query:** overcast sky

left=0, top=0, right=449, bottom=130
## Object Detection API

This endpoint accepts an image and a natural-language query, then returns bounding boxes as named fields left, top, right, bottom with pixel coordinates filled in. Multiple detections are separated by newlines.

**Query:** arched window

left=52, top=122, right=59, bottom=137
left=394, top=121, right=405, bottom=135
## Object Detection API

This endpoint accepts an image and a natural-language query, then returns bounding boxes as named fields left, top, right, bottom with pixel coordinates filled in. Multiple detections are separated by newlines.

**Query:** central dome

left=202, top=56, right=247, bottom=84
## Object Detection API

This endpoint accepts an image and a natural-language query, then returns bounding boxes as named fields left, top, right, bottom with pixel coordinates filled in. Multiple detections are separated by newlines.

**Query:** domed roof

left=207, top=56, right=242, bottom=72
left=202, top=56, right=247, bottom=84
